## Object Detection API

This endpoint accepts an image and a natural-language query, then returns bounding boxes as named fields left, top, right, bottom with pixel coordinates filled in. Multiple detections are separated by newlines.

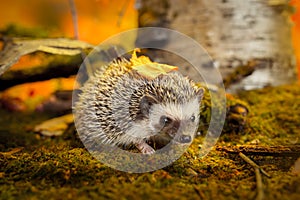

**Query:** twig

left=193, top=185, right=206, bottom=199
left=238, top=152, right=271, bottom=178
left=0, top=147, right=24, bottom=157
left=238, top=152, right=266, bottom=200
left=68, top=0, right=79, bottom=40
left=68, top=0, right=92, bottom=81
left=117, top=0, right=130, bottom=27
left=255, top=167, right=264, bottom=200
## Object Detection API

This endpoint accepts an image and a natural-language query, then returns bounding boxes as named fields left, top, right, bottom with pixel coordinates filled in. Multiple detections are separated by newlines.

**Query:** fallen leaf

left=34, top=114, right=74, bottom=136
left=292, top=157, right=300, bottom=174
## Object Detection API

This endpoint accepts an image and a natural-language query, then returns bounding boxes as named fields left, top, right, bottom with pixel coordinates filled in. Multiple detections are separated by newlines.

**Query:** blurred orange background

left=0, top=0, right=299, bottom=111
left=0, top=0, right=138, bottom=44
left=0, top=0, right=138, bottom=111
left=290, top=0, right=300, bottom=80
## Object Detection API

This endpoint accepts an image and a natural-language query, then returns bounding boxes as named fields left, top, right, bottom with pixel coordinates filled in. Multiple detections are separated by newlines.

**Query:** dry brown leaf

left=34, top=114, right=74, bottom=136
left=292, top=157, right=300, bottom=174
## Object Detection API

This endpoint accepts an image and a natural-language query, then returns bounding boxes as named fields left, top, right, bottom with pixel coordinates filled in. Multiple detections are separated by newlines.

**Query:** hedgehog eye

left=160, top=116, right=172, bottom=126
left=190, top=115, right=196, bottom=122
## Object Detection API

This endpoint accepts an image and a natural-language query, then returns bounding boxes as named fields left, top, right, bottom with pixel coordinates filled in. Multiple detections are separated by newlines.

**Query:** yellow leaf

left=130, top=49, right=178, bottom=79
left=34, top=114, right=74, bottom=136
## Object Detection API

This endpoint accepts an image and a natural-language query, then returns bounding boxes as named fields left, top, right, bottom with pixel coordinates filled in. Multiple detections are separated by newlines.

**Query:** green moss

left=238, top=83, right=300, bottom=145
left=1, top=83, right=300, bottom=199
left=1, top=24, right=49, bottom=38
left=197, top=83, right=250, bottom=136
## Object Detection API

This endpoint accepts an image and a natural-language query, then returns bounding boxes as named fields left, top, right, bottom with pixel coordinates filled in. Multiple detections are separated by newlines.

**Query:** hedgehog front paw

left=136, top=142, right=155, bottom=154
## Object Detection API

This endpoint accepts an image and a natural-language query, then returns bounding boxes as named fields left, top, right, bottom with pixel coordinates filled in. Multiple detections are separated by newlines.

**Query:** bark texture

left=138, top=0, right=296, bottom=90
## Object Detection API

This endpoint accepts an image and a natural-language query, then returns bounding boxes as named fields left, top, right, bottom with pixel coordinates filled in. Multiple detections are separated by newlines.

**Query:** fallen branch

left=0, top=37, right=94, bottom=75
left=0, top=54, right=82, bottom=91
left=238, top=152, right=271, bottom=178
left=216, top=145, right=300, bottom=157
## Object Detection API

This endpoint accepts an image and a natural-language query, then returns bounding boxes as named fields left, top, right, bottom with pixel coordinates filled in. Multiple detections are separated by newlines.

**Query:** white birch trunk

left=137, top=0, right=296, bottom=91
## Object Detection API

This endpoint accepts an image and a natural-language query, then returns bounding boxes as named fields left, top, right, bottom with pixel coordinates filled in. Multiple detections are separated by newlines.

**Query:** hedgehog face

left=141, top=92, right=203, bottom=149
left=150, top=97, right=200, bottom=143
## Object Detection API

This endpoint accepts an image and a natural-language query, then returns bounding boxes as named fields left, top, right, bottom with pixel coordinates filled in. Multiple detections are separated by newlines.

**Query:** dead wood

left=0, top=37, right=94, bottom=75
left=0, top=54, right=82, bottom=91
left=216, top=145, right=300, bottom=157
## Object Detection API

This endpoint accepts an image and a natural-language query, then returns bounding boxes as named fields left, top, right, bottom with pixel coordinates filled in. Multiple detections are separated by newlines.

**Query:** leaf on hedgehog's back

left=133, top=63, right=178, bottom=79
left=130, top=49, right=178, bottom=79
left=130, top=49, right=152, bottom=66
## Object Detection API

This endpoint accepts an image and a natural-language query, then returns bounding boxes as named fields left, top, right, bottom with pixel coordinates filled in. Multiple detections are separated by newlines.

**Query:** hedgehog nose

left=179, top=135, right=191, bottom=143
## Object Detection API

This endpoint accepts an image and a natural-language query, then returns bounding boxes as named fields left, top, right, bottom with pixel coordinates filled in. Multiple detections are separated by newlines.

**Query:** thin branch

left=68, top=0, right=92, bottom=81
left=238, top=152, right=266, bottom=200
left=117, top=0, right=130, bottom=27
left=68, top=0, right=79, bottom=40
left=0, top=147, right=24, bottom=157
left=238, top=152, right=271, bottom=178
left=255, top=167, right=264, bottom=200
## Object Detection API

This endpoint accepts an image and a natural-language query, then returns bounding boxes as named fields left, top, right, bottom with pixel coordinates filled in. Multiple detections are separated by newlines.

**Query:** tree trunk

left=137, top=0, right=297, bottom=91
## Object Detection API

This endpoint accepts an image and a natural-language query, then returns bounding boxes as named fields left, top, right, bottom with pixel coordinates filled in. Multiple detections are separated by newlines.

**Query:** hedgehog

left=74, top=53, right=204, bottom=154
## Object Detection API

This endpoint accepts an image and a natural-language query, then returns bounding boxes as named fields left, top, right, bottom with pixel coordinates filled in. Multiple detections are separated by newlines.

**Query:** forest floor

left=0, top=83, right=300, bottom=200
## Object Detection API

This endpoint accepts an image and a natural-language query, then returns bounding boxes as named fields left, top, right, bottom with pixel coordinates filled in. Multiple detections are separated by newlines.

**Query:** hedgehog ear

left=140, top=94, right=158, bottom=117
left=196, top=87, right=205, bottom=102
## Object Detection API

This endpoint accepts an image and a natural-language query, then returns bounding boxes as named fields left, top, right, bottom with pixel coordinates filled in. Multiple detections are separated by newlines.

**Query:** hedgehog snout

left=172, top=119, right=198, bottom=144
